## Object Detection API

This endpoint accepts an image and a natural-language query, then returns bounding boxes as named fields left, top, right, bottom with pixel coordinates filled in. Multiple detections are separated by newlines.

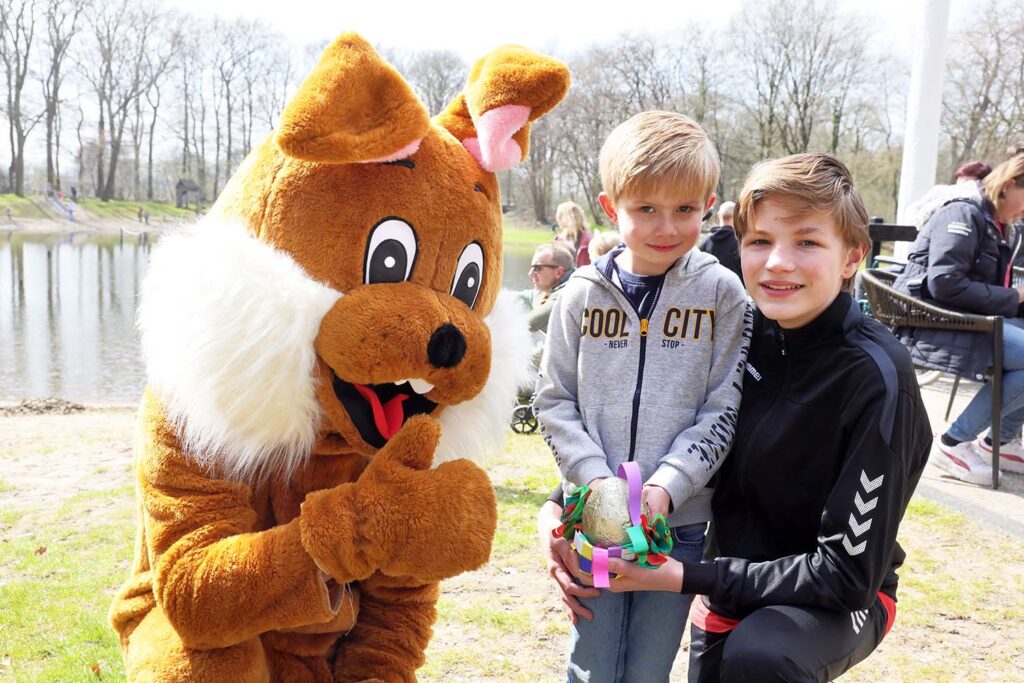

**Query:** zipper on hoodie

left=592, top=255, right=666, bottom=462
left=628, top=283, right=663, bottom=461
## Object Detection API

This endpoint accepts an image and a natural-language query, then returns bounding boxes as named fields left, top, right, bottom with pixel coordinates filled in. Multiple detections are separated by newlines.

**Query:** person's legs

left=712, top=598, right=892, bottom=683
left=948, top=320, right=1024, bottom=442
left=568, top=587, right=629, bottom=683
left=687, top=624, right=730, bottom=683
left=936, top=321, right=1024, bottom=481
left=620, top=523, right=706, bottom=681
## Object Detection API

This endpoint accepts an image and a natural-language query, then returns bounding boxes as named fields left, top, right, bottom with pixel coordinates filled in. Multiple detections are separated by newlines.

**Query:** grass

left=1, top=432, right=1021, bottom=681
left=0, top=195, right=52, bottom=219
left=74, top=198, right=195, bottom=221
left=0, top=193, right=196, bottom=222
left=0, top=487, right=134, bottom=682
left=502, top=214, right=557, bottom=248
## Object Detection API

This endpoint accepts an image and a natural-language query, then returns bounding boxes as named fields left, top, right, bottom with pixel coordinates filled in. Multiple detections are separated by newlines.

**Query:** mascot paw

left=363, top=415, right=498, bottom=581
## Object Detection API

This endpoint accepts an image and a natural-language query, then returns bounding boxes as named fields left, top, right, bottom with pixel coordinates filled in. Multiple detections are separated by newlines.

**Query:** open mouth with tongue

left=331, top=373, right=438, bottom=448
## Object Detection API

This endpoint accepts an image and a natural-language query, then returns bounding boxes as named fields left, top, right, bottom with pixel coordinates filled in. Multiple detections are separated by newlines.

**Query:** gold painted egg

left=580, top=478, right=648, bottom=548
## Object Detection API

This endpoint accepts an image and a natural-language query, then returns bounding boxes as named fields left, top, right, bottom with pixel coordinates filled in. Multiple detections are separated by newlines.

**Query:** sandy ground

left=2, top=214, right=191, bottom=237
left=0, top=407, right=135, bottom=532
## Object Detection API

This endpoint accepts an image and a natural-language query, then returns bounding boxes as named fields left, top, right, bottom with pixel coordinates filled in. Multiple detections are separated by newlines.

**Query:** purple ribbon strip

left=617, top=461, right=643, bottom=527
left=592, top=546, right=610, bottom=588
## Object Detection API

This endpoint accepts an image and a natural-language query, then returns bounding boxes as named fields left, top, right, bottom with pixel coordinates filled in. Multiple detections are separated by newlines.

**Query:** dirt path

left=0, top=408, right=135, bottom=533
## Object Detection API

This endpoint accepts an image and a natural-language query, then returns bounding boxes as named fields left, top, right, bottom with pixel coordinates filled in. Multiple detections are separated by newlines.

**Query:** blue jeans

left=567, top=522, right=706, bottom=683
left=948, top=318, right=1024, bottom=443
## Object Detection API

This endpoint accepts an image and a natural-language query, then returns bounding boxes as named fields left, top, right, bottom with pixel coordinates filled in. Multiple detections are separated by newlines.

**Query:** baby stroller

left=510, top=330, right=543, bottom=434
left=511, top=390, right=538, bottom=434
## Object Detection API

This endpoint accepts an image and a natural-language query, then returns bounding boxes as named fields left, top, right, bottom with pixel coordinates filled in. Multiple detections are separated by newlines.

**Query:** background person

left=586, top=230, right=622, bottom=262
left=904, top=159, right=992, bottom=229
left=894, top=152, right=1024, bottom=482
left=555, top=200, right=594, bottom=267
left=698, top=200, right=742, bottom=281
left=518, top=242, right=576, bottom=333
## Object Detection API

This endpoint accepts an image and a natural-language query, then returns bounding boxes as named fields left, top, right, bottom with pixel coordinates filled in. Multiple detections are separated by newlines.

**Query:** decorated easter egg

left=580, top=477, right=648, bottom=548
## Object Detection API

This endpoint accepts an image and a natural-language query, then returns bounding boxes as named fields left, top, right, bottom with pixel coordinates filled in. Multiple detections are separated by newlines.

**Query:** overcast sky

left=163, top=0, right=976, bottom=62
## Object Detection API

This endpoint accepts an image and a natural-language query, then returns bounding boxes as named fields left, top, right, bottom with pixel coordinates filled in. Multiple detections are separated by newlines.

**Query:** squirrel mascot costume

left=108, top=34, right=569, bottom=682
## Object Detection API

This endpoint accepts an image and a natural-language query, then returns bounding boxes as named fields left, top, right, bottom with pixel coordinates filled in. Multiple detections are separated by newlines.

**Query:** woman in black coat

left=893, top=152, right=1024, bottom=483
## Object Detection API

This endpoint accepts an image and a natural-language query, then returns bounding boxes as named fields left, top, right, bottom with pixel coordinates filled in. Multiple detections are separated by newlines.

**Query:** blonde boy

left=534, top=111, right=750, bottom=682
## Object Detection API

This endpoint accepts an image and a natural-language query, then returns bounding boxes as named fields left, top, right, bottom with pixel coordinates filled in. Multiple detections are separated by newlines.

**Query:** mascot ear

left=435, top=45, right=570, bottom=172
left=275, top=33, right=430, bottom=164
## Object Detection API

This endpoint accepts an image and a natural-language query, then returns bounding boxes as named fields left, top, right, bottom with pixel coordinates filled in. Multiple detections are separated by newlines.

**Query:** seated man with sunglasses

left=519, top=242, right=577, bottom=333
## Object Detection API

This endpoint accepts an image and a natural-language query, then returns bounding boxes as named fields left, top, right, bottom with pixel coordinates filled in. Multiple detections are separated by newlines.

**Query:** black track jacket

left=682, top=293, right=932, bottom=618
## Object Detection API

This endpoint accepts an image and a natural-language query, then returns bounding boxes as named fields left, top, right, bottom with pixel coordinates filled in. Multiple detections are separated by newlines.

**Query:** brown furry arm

left=333, top=573, right=440, bottom=683
left=139, top=402, right=348, bottom=649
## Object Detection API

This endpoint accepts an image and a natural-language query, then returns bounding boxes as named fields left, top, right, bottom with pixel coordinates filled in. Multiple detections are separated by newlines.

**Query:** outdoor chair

left=860, top=268, right=1003, bottom=489
left=867, top=223, right=917, bottom=268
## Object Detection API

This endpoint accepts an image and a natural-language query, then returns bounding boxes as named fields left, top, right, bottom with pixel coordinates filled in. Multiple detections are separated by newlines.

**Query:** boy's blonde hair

left=982, top=152, right=1024, bottom=213
left=599, top=111, right=720, bottom=205
left=734, top=153, right=870, bottom=250
left=555, top=201, right=587, bottom=243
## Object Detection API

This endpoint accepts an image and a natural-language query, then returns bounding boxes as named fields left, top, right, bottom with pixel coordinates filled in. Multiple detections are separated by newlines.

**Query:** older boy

left=534, top=111, right=750, bottom=682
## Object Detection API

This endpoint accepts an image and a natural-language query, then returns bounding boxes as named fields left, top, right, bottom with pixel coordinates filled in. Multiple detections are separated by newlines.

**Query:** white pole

left=896, top=0, right=952, bottom=247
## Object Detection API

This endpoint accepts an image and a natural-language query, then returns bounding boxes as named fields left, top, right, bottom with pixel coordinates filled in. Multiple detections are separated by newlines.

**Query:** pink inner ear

left=359, top=137, right=423, bottom=164
left=464, top=105, right=531, bottom=172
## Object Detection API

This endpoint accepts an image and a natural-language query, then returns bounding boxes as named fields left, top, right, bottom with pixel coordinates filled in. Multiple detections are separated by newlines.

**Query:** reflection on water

left=0, top=231, right=153, bottom=404
left=0, top=232, right=538, bottom=404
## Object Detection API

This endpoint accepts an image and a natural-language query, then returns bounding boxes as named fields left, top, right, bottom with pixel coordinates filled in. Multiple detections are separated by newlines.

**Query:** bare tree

left=942, top=0, right=1024, bottom=173
left=82, top=0, right=165, bottom=200
left=404, top=49, right=466, bottom=116
left=39, top=0, right=84, bottom=191
left=0, top=0, right=42, bottom=196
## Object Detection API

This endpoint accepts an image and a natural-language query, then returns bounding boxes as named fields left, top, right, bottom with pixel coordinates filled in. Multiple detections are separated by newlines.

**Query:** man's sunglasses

left=529, top=264, right=560, bottom=272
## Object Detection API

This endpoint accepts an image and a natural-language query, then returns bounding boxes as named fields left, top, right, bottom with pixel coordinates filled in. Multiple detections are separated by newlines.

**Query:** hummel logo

left=844, top=469, right=883, bottom=557
left=745, top=363, right=762, bottom=382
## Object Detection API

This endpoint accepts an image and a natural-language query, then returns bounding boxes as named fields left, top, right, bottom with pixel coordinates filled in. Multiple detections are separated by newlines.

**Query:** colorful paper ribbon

left=555, top=462, right=675, bottom=588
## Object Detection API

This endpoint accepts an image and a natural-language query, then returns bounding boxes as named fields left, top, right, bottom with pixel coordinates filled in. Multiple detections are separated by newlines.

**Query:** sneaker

left=974, top=437, right=1024, bottom=474
left=931, top=439, right=993, bottom=485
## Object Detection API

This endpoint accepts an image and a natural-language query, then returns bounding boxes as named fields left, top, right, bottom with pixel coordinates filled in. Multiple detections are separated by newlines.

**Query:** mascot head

left=139, top=34, right=570, bottom=482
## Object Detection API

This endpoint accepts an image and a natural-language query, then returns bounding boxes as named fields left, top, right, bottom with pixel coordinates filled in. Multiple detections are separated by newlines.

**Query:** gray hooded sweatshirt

left=535, top=246, right=751, bottom=527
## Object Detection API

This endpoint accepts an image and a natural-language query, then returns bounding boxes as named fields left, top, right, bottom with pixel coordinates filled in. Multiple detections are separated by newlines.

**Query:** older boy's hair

left=599, top=111, right=720, bottom=205
left=734, top=153, right=870, bottom=250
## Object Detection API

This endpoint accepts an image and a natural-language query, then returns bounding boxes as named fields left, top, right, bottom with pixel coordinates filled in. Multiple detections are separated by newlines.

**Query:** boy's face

left=740, top=199, right=866, bottom=329
left=598, top=187, right=714, bottom=276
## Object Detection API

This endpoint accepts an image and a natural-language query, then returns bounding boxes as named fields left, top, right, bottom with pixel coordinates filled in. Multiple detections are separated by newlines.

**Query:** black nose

left=427, top=324, right=467, bottom=368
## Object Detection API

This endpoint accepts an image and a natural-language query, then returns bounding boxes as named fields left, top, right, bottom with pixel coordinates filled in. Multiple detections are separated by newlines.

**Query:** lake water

left=0, top=231, right=536, bottom=404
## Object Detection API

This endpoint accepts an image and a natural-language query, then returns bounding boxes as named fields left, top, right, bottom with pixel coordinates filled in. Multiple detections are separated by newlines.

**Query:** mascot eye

left=451, top=242, right=484, bottom=308
left=364, top=218, right=417, bottom=284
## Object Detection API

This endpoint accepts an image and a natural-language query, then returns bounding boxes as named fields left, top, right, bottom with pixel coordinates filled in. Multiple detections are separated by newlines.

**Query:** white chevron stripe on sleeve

left=854, top=491, right=878, bottom=516
left=860, top=470, right=884, bottom=492
left=842, top=535, right=867, bottom=555
left=848, top=513, right=873, bottom=537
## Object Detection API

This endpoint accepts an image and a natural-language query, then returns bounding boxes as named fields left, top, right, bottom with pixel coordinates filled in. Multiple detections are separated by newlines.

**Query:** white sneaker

left=931, top=439, right=993, bottom=485
left=974, top=437, right=1024, bottom=474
